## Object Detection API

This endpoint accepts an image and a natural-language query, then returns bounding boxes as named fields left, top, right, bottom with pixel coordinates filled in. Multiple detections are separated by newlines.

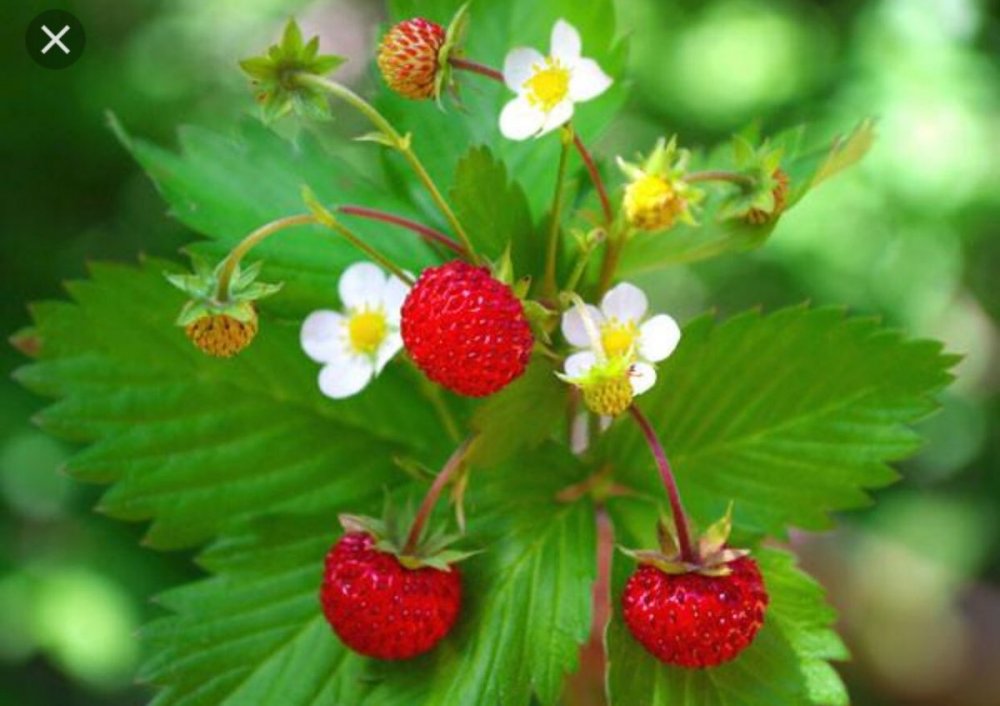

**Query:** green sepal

left=622, top=502, right=752, bottom=577
left=336, top=494, right=477, bottom=572
left=493, top=244, right=515, bottom=285
left=523, top=300, right=556, bottom=342
left=239, top=19, right=345, bottom=123
left=434, top=2, right=471, bottom=106
left=698, top=500, right=734, bottom=558
left=166, top=252, right=282, bottom=328
left=717, top=137, right=787, bottom=221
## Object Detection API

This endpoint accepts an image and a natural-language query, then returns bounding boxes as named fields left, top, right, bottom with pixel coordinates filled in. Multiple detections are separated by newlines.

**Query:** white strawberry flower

left=499, top=19, right=613, bottom=141
left=560, top=282, right=681, bottom=398
left=300, top=262, right=410, bottom=399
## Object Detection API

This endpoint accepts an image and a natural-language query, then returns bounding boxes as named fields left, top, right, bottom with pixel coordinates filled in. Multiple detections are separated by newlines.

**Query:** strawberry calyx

left=166, top=255, right=282, bottom=328
left=338, top=511, right=477, bottom=572
left=620, top=502, right=751, bottom=578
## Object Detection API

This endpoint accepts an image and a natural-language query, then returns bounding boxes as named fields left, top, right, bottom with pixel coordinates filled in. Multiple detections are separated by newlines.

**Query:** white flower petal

left=503, top=47, right=544, bottom=92
left=561, top=304, right=604, bottom=348
left=318, top=356, right=374, bottom=399
left=338, top=262, right=386, bottom=310
left=499, top=96, right=546, bottom=141
left=638, top=314, right=681, bottom=363
left=381, top=274, right=411, bottom=325
left=564, top=351, right=597, bottom=379
left=630, top=362, right=657, bottom=396
left=374, top=331, right=404, bottom=374
left=538, top=99, right=575, bottom=136
left=601, top=282, right=648, bottom=323
left=300, top=310, right=347, bottom=363
left=569, top=58, right=612, bottom=102
left=550, top=19, right=582, bottom=62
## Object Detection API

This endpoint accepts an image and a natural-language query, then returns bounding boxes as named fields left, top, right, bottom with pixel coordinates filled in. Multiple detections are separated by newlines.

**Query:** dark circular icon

left=26, top=10, right=85, bottom=69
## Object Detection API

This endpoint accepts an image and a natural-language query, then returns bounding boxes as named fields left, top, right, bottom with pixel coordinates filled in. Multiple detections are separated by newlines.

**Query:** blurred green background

left=2, top=0, right=997, bottom=704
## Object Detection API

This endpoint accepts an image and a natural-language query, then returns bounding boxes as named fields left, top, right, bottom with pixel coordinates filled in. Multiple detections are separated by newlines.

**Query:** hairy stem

left=544, top=128, right=573, bottom=297
left=339, top=205, right=466, bottom=256
left=215, top=214, right=316, bottom=301
left=318, top=218, right=415, bottom=286
left=404, top=437, right=475, bottom=555
left=629, top=404, right=695, bottom=562
left=448, top=57, right=503, bottom=82
left=297, top=73, right=477, bottom=260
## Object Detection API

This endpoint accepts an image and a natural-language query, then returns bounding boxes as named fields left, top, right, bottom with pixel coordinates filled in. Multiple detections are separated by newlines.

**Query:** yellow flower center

left=624, top=174, right=683, bottom=231
left=348, top=310, right=388, bottom=355
left=524, top=59, right=571, bottom=112
left=600, top=321, right=638, bottom=359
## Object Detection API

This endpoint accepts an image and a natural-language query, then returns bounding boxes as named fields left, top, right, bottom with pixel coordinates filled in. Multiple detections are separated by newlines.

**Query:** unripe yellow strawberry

left=624, top=174, right=689, bottom=232
left=184, top=312, right=258, bottom=358
left=582, top=371, right=634, bottom=417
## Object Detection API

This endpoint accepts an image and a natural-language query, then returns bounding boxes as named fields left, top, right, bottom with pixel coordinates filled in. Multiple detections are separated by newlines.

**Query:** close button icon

left=27, top=10, right=85, bottom=69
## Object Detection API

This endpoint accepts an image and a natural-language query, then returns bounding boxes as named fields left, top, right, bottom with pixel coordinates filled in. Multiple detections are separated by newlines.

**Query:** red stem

left=572, top=133, right=614, bottom=225
left=338, top=205, right=466, bottom=256
left=449, top=56, right=615, bottom=226
left=449, top=57, right=503, bottom=82
left=629, top=405, right=695, bottom=563
left=403, top=437, right=474, bottom=555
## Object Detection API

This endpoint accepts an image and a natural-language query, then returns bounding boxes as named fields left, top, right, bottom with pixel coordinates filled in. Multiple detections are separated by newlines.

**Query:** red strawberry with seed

left=320, top=531, right=462, bottom=660
left=401, top=260, right=534, bottom=397
left=622, top=554, right=768, bottom=668
left=377, top=18, right=447, bottom=100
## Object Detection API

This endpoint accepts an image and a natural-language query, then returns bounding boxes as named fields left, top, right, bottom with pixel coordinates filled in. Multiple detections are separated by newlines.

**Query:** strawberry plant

left=13, top=1, right=956, bottom=704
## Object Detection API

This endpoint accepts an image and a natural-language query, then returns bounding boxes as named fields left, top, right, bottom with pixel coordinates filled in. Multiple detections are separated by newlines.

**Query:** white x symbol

left=41, top=24, right=71, bottom=55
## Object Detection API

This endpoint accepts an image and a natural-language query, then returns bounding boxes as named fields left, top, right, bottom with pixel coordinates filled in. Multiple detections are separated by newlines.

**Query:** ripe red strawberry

left=377, top=18, right=447, bottom=100
left=622, top=555, right=768, bottom=668
left=320, top=532, right=462, bottom=660
left=401, top=260, right=534, bottom=397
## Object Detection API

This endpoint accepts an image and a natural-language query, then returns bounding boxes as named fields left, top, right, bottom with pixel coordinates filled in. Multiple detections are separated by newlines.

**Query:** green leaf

left=16, top=260, right=450, bottom=549
left=384, top=0, right=629, bottom=217
left=601, top=307, right=956, bottom=538
left=467, top=356, right=566, bottom=467
left=451, top=146, right=541, bottom=274
left=607, top=498, right=849, bottom=706
left=110, top=117, right=439, bottom=319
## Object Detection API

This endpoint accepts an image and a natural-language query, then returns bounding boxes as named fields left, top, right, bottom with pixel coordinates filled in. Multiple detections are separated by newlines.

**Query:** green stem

left=296, top=73, right=477, bottom=261
left=403, top=437, right=475, bottom=555
left=215, top=214, right=316, bottom=301
left=564, top=230, right=605, bottom=294
left=544, top=126, right=573, bottom=297
left=318, top=218, right=415, bottom=286
left=629, top=404, right=695, bottom=563
left=685, top=169, right=756, bottom=188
